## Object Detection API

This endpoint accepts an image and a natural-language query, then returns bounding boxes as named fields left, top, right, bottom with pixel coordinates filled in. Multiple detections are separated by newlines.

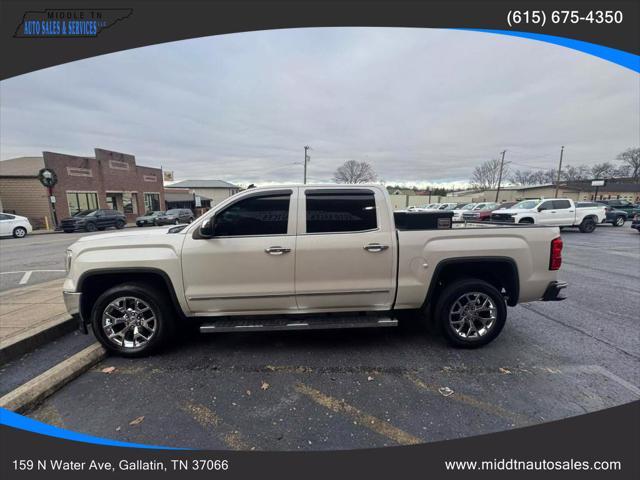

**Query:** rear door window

left=553, top=200, right=571, bottom=209
left=305, top=190, right=377, bottom=233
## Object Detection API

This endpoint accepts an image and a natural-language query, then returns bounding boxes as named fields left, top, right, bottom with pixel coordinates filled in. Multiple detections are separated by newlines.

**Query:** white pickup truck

left=63, top=185, right=567, bottom=356
left=490, top=198, right=606, bottom=232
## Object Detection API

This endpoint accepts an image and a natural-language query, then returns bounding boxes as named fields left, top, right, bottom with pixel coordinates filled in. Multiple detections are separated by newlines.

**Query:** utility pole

left=303, top=146, right=311, bottom=184
left=554, top=146, right=565, bottom=197
left=495, top=150, right=507, bottom=202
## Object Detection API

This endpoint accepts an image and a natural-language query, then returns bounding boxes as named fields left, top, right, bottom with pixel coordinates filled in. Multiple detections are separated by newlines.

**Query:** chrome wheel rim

left=449, top=292, right=497, bottom=339
left=615, top=217, right=624, bottom=226
left=15, top=228, right=26, bottom=237
left=102, top=296, right=157, bottom=348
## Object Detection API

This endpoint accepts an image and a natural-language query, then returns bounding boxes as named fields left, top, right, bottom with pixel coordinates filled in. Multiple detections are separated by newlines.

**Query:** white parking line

left=18, top=271, right=33, bottom=285
left=0, top=270, right=66, bottom=286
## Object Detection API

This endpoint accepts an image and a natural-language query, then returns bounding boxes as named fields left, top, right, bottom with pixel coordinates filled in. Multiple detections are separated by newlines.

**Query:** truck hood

left=75, top=226, right=179, bottom=243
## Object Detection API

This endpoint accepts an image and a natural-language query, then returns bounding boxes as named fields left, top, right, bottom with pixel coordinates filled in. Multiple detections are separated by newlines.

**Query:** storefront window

left=123, top=192, right=137, bottom=214
left=67, top=192, right=99, bottom=216
left=144, top=193, right=160, bottom=213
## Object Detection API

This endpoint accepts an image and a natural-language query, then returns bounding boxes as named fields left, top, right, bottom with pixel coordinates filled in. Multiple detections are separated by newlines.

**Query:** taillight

left=549, top=237, right=563, bottom=270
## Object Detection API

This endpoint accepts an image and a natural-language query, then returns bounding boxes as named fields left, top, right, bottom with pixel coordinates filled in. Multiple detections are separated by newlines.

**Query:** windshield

left=74, top=209, right=96, bottom=217
left=460, top=203, right=476, bottom=210
left=512, top=200, right=539, bottom=209
left=166, top=209, right=181, bottom=215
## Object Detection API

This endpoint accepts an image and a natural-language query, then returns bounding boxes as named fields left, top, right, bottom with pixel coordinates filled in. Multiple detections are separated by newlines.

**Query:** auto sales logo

left=14, top=8, right=132, bottom=38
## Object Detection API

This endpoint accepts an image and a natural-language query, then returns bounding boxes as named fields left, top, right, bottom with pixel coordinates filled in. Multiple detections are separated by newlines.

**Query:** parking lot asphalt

left=0, top=227, right=148, bottom=292
left=17, top=225, right=640, bottom=450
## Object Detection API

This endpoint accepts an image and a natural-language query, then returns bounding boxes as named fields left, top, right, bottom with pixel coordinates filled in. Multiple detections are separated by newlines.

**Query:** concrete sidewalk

left=0, top=279, right=73, bottom=361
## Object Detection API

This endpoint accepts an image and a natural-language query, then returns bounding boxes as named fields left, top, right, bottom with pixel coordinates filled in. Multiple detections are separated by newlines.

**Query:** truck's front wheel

left=578, top=217, right=596, bottom=233
left=91, top=283, right=175, bottom=357
left=435, top=279, right=506, bottom=348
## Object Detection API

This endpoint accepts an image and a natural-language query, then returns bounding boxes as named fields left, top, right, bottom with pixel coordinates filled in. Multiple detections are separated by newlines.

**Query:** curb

left=0, top=315, right=77, bottom=365
left=28, top=224, right=138, bottom=236
left=0, top=343, right=107, bottom=413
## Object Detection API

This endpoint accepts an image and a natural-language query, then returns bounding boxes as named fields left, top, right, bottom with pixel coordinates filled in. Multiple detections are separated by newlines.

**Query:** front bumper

left=63, top=291, right=87, bottom=333
left=542, top=281, right=568, bottom=301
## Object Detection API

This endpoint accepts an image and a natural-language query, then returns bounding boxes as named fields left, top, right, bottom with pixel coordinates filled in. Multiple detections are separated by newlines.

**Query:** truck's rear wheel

left=434, top=279, right=506, bottom=348
left=579, top=217, right=596, bottom=233
left=91, top=283, right=175, bottom=357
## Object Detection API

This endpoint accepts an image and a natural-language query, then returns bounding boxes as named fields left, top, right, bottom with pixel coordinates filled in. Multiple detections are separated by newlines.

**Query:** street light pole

left=495, top=150, right=507, bottom=202
left=303, top=145, right=310, bottom=184
left=554, top=146, right=565, bottom=197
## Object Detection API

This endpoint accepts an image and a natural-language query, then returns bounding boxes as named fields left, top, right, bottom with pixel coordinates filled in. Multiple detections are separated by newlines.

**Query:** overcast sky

left=1, top=28, right=638, bottom=187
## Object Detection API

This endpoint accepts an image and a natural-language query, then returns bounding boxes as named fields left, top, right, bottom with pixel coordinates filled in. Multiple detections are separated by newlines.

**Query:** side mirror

left=198, top=217, right=215, bottom=238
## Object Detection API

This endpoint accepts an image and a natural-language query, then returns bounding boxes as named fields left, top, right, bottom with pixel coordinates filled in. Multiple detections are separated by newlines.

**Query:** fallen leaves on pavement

left=129, top=416, right=145, bottom=426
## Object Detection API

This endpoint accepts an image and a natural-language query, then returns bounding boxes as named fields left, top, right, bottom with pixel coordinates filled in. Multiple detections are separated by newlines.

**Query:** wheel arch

left=423, top=257, right=520, bottom=308
left=77, top=268, right=185, bottom=324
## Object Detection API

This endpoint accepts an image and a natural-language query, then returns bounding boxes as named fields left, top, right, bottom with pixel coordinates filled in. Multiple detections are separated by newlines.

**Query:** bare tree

left=510, top=169, right=536, bottom=186
left=616, top=147, right=640, bottom=179
left=562, top=164, right=591, bottom=182
left=333, top=160, right=378, bottom=184
left=591, top=162, right=616, bottom=179
left=470, top=158, right=507, bottom=189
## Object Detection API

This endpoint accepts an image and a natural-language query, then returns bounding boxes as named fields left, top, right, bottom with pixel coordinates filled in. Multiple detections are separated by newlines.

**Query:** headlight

left=65, top=249, right=73, bottom=273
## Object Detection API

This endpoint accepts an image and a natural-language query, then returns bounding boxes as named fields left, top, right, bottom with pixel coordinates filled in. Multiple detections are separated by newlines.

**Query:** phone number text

left=507, top=10, right=623, bottom=28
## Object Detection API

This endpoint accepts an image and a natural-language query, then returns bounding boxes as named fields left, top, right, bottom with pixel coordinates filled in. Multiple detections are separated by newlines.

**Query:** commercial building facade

left=164, top=179, right=240, bottom=206
left=0, top=148, right=164, bottom=229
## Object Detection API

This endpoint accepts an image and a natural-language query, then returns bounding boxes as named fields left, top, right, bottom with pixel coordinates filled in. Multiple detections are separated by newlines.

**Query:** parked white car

left=451, top=203, right=477, bottom=221
left=490, top=198, right=606, bottom=233
left=437, top=203, right=458, bottom=210
left=0, top=213, right=33, bottom=238
left=407, top=203, right=440, bottom=211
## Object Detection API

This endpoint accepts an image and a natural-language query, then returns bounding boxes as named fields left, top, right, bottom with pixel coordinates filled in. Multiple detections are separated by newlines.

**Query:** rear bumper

left=542, top=281, right=568, bottom=301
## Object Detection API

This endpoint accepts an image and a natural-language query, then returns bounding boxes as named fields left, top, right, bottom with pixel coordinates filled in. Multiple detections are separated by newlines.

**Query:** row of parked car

left=405, top=198, right=640, bottom=232
left=0, top=208, right=196, bottom=238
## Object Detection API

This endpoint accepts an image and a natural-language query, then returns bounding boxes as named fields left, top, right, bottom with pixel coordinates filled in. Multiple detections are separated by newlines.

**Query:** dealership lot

left=3, top=225, right=639, bottom=450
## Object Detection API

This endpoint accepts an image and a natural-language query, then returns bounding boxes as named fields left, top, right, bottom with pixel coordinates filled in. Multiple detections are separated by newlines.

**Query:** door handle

left=364, top=243, right=389, bottom=253
left=265, top=246, right=291, bottom=255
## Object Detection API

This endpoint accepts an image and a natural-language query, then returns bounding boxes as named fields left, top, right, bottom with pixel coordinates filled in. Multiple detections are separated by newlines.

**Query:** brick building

left=0, top=148, right=164, bottom=229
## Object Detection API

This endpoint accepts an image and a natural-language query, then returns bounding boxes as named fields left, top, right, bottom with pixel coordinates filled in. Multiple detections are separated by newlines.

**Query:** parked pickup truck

left=63, top=185, right=567, bottom=357
left=490, top=198, right=605, bottom=233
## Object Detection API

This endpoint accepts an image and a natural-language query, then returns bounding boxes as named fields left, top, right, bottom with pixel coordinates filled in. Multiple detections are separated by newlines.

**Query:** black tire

left=518, top=218, right=534, bottom=224
left=115, top=219, right=126, bottom=229
left=613, top=216, right=625, bottom=227
left=579, top=217, right=596, bottom=233
left=12, top=227, right=27, bottom=238
left=97, top=227, right=106, bottom=231
left=434, top=279, right=507, bottom=348
left=91, top=283, right=175, bottom=357
left=85, top=222, right=97, bottom=232
left=63, top=229, right=74, bottom=233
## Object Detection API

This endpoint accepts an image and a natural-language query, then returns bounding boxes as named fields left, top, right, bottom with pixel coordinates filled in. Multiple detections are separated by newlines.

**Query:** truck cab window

left=214, top=194, right=290, bottom=236
left=553, top=200, right=571, bottom=209
left=306, top=191, right=377, bottom=233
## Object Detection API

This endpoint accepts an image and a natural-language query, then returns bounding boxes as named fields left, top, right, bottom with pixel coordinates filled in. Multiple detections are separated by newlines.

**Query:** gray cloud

left=1, top=28, right=638, bottom=186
